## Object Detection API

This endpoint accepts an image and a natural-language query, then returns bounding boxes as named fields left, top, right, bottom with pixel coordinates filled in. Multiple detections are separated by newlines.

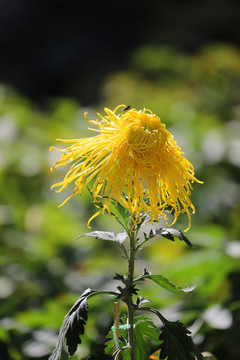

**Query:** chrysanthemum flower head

left=50, top=105, right=202, bottom=230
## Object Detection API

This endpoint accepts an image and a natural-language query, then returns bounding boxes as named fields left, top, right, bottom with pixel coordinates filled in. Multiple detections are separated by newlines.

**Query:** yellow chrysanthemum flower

left=50, top=105, right=202, bottom=230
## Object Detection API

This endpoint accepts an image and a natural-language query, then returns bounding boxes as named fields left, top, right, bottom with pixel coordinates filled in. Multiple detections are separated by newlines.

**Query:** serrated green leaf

left=135, top=315, right=160, bottom=341
left=105, top=322, right=128, bottom=355
left=144, top=274, right=195, bottom=293
left=105, top=315, right=160, bottom=359
left=105, top=339, right=114, bottom=355
left=134, top=269, right=195, bottom=294
left=105, top=315, right=161, bottom=360
left=134, top=316, right=161, bottom=360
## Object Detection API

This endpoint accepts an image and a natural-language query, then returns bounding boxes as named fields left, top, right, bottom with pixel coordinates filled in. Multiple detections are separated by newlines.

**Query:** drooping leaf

left=139, top=307, right=203, bottom=360
left=49, top=288, right=94, bottom=360
left=49, top=289, right=118, bottom=360
left=134, top=268, right=195, bottom=294
left=158, top=318, right=203, bottom=360
left=65, top=297, right=88, bottom=355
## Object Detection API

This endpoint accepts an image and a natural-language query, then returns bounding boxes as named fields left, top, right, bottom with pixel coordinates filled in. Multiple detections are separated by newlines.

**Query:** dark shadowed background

left=1, top=0, right=240, bottom=104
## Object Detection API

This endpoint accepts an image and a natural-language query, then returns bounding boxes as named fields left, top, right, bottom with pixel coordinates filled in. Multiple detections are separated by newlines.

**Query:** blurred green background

left=0, top=1, right=240, bottom=360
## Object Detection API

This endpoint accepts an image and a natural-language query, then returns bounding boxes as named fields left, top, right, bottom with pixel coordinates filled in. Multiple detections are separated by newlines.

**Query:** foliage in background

left=0, top=43, right=240, bottom=360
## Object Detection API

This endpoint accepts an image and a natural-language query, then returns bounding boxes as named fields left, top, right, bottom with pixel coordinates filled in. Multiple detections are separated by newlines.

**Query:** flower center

left=121, top=110, right=168, bottom=153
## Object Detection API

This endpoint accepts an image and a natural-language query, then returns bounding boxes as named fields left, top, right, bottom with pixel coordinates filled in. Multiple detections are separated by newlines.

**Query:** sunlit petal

left=50, top=105, right=202, bottom=230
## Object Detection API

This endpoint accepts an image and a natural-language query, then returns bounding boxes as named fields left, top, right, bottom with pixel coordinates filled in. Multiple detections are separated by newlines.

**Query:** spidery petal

left=50, top=105, right=202, bottom=230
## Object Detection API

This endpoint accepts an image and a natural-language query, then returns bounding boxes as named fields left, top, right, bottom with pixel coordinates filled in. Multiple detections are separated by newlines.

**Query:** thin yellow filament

left=50, top=105, right=202, bottom=230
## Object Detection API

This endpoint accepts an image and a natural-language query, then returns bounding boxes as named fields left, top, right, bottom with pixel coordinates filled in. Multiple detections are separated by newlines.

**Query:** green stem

left=127, top=222, right=136, bottom=360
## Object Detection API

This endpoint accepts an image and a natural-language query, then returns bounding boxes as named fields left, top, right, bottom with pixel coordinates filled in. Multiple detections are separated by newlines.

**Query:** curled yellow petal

left=50, top=105, right=202, bottom=230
